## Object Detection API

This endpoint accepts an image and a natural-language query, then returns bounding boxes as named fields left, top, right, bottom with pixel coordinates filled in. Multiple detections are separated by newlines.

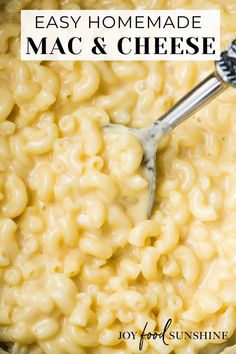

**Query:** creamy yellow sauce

left=0, top=1, right=236, bottom=354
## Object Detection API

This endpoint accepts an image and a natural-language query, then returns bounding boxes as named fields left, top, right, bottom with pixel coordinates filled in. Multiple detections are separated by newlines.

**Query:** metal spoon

left=105, top=39, right=236, bottom=218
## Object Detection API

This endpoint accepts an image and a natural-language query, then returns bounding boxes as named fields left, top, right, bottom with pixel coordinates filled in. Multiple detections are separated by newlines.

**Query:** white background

left=21, top=10, right=220, bottom=61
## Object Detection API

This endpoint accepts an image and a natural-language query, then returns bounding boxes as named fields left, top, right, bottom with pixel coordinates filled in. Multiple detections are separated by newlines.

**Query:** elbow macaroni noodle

left=0, top=0, right=236, bottom=353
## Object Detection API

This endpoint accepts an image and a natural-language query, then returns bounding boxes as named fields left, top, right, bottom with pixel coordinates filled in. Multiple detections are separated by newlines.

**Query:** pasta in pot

left=0, top=0, right=236, bottom=353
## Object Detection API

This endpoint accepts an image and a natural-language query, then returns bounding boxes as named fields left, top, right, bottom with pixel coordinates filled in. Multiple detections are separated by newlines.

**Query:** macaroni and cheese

left=0, top=0, right=236, bottom=354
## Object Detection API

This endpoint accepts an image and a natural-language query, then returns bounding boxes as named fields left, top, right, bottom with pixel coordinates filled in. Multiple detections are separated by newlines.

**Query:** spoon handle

left=157, top=39, right=236, bottom=130
left=158, top=73, right=226, bottom=129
